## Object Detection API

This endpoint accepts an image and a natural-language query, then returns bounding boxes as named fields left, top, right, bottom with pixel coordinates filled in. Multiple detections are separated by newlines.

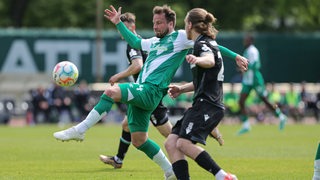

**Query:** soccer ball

left=52, top=61, right=79, bottom=87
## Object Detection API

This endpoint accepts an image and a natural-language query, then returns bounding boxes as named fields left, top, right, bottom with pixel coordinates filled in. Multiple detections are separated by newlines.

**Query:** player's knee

left=104, top=86, right=121, bottom=101
left=131, top=133, right=148, bottom=148
left=164, top=135, right=176, bottom=152
left=176, top=139, right=186, bottom=152
left=121, top=120, right=129, bottom=132
left=156, top=123, right=172, bottom=138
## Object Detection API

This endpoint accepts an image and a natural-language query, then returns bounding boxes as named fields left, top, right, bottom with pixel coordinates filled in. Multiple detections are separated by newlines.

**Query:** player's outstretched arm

left=104, top=5, right=142, bottom=49
left=108, top=58, right=143, bottom=85
left=168, top=82, right=194, bottom=99
left=219, top=45, right=248, bottom=72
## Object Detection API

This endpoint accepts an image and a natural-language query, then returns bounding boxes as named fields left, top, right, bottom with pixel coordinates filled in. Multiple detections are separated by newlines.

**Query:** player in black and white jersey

left=165, top=8, right=238, bottom=180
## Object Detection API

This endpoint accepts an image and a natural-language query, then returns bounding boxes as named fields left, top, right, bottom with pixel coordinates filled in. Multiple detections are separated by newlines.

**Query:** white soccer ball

left=52, top=61, right=79, bottom=87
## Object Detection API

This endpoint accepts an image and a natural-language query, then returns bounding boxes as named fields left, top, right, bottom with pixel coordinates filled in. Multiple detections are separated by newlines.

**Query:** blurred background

left=0, top=0, right=319, bottom=126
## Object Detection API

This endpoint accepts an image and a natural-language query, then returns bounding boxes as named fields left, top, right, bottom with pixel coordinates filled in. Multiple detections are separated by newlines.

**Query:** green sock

left=240, top=114, right=248, bottom=123
left=316, top=143, right=320, bottom=160
left=138, top=138, right=172, bottom=173
left=275, top=107, right=282, bottom=117
left=137, top=138, right=160, bottom=159
left=94, top=94, right=114, bottom=115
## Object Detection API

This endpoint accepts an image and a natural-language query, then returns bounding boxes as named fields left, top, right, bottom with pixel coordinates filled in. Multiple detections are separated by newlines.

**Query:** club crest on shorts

left=204, top=114, right=210, bottom=121
left=186, top=122, right=193, bottom=134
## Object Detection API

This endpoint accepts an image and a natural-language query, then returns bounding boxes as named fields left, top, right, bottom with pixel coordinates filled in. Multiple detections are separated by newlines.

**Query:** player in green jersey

left=237, top=34, right=287, bottom=135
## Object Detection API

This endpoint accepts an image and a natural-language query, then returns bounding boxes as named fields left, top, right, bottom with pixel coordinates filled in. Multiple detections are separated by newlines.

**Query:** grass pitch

left=0, top=122, right=318, bottom=180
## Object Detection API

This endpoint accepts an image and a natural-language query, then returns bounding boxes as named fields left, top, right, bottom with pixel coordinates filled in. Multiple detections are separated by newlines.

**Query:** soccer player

left=313, top=142, right=320, bottom=180
left=54, top=4, right=246, bottom=179
left=165, top=8, right=238, bottom=180
left=312, top=143, right=320, bottom=180
left=237, top=34, right=287, bottom=135
left=99, top=12, right=226, bottom=169
left=99, top=12, right=173, bottom=169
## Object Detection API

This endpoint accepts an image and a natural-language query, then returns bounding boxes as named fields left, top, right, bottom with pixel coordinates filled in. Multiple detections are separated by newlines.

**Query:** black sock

left=195, top=151, right=221, bottom=175
left=116, top=130, right=131, bottom=160
left=172, top=160, right=190, bottom=180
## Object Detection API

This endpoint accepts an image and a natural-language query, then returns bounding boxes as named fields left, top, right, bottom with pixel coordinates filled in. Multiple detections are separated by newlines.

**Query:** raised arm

left=104, top=5, right=142, bottom=49
left=219, top=45, right=248, bottom=72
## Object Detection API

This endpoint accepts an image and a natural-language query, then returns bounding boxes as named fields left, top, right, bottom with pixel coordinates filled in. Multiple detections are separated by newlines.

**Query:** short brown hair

left=120, top=12, right=136, bottom=24
left=153, top=5, right=176, bottom=26
left=186, top=8, right=218, bottom=39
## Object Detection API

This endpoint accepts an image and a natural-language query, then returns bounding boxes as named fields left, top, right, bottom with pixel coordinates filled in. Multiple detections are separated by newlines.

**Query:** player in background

left=54, top=4, right=246, bottom=179
left=99, top=12, right=227, bottom=169
left=237, top=34, right=287, bottom=135
left=313, top=142, right=320, bottom=180
left=165, top=8, right=238, bottom=180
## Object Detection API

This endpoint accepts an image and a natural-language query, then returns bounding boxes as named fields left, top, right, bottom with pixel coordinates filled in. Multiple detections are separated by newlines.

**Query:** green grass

left=0, top=123, right=318, bottom=179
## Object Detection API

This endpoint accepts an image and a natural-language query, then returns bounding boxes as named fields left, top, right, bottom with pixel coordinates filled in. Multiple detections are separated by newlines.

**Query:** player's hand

left=168, top=85, right=181, bottom=98
left=104, top=5, right=121, bottom=24
left=211, top=128, right=224, bottom=146
left=185, top=54, right=198, bottom=64
left=235, top=55, right=248, bottom=72
left=108, top=74, right=119, bottom=86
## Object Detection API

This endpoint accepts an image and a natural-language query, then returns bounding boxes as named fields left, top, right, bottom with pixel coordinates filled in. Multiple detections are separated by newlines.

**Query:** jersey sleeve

left=128, top=45, right=143, bottom=61
left=141, top=37, right=158, bottom=52
left=116, top=22, right=142, bottom=49
left=178, top=30, right=194, bottom=49
left=218, top=45, right=237, bottom=60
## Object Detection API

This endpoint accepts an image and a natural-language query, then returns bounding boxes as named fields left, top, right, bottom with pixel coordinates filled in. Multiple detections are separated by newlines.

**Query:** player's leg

left=100, top=116, right=131, bottom=169
left=237, top=85, right=251, bottom=135
left=150, top=102, right=172, bottom=138
left=165, top=115, right=190, bottom=180
left=165, top=133, right=189, bottom=180
left=174, top=102, right=237, bottom=180
left=53, top=85, right=121, bottom=141
left=255, top=82, right=287, bottom=130
left=128, top=105, right=175, bottom=180
left=177, top=138, right=237, bottom=180
left=313, top=142, right=320, bottom=180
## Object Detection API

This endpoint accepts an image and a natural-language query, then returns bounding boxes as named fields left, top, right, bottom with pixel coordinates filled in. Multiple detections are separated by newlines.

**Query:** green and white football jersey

left=138, top=30, right=193, bottom=89
left=242, top=44, right=262, bottom=85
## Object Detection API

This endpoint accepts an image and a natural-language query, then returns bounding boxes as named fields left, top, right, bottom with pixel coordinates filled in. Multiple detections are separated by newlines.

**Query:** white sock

left=215, top=169, right=227, bottom=180
left=74, top=109, right=106, bottom=134
left=152, top=150, right=173, bottom=174
left=314, top=159, right=320, bottom=180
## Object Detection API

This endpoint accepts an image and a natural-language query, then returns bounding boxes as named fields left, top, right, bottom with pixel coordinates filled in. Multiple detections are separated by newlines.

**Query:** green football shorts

left=118, top=82, right=165, bottom=132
